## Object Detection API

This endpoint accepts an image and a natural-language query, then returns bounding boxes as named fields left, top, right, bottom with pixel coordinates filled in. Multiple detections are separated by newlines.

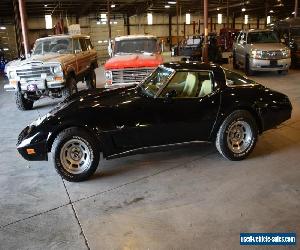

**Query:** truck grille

left=261, top=50, right=284, bottom=60
left=16, top=66, right=52, bottom=80
left=112, top=68, right=155, bottom=84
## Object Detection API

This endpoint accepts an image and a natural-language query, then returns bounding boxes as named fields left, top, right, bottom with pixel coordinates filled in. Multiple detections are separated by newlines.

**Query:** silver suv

left=233, top=29, right=291, bottom=75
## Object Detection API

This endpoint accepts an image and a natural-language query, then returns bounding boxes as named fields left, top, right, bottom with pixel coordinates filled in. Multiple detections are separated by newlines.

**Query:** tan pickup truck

left=4, top=34, right=98, bottom=110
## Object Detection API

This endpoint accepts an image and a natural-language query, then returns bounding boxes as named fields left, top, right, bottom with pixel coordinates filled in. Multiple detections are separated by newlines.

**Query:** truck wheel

left=15, top=91, right=34, bottom=111
left=62, top=76, right=77, bottom=97
left=52, top=127, right=100, bottom=182
left=215, top=110, right=258, bottom=161
left=86, top=69, right=96, bottom=89
left=278, top=70, right=288, bottom=75
left=245, top=56, right=254, bottom=76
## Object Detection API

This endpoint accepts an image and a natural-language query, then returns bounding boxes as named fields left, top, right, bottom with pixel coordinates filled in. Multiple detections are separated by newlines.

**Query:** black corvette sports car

left=17, top=62, right=292, bottom=182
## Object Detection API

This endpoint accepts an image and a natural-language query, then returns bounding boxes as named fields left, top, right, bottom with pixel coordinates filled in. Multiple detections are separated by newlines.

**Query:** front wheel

left=232, top=52, right=239, bottom=69
left=62, top=76, right=78, bottom=97
left=278, top=70, right=288, bottom=75
left=15, top=91, right=34, bottom=111
left=86, top=69, right=96, bottom=89
left=215, top=110, right=258, bottom=161
left=245, top=56, right=255, bottom=76
left=52, top=127, right=100, bottom=182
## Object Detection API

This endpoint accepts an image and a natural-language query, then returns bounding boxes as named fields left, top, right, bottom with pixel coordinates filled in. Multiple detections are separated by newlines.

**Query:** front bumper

left=17, top=126, right=49, bottom=161
left=4, top=79, right=65, bottom=92
left=250, top=58, right=291, bottom=71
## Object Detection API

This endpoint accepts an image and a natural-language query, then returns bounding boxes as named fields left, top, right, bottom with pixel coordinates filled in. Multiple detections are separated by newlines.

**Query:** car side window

left=239, top=33, right=246, bottom=45
left=73, top=39, right=81, bottom=52
left=79, top=39, right=88, bottom=51
left=160, top=71, right=213, bottom=98
left=86, top=39, right=93, bottom=50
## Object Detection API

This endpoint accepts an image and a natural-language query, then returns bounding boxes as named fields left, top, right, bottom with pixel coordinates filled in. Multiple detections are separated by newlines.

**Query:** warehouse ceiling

left=0, top=0, right=296, bottom=21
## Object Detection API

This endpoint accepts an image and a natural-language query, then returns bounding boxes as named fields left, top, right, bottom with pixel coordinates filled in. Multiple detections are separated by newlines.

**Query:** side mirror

left=165, top=89, right=177, bottom=99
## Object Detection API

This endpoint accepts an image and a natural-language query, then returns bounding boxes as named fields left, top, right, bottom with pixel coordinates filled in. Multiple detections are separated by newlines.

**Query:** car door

left=139, top=70, right=221, bottom=146
left=76, top=38, right=90, bottom=74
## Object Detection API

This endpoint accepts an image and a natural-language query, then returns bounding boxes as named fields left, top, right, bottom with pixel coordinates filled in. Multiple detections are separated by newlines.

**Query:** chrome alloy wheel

left=226, top=121, right=253, bottom=154
left=60, top=138, right=92, bottom=174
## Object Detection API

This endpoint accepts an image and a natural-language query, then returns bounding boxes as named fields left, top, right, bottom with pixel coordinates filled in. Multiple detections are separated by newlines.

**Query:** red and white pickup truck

left=104, top=35, right=163, bottom=86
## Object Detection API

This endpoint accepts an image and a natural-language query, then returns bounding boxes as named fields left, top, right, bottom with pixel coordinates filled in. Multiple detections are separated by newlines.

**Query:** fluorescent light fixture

left=168, top=1, right=176, bottom=4
left=96, top=21, right=101, bottom=24
left=45, top=15, right=52, bottom=29
left=244, top=14, right=248, bottom=24
left=217, top=13, right=222, bottom=24
left=3, top=48, right=9, bottom=51
left=0, top=26, right=7, bottom=30
left=186, top=13, right=191, bottom=25
left=113, top=21, right=117, bottom=24
left=292, top=11, right=295, bottom=14
left=44, top=4, right=48, bottom=7
left=165, top=5, right=170, bottom=8
left=269, top=10, right=274, bottom=13
left=217, top=8, right=220, bottom=11
left=242, top=8, right=246, bottom=12
left=267, top=16, right=271, bottom=24
left=147, top=13, right=153, bottom=25
left=111, top=4, right=115, bottom=8
left=98, top=40, right=103, bottom=43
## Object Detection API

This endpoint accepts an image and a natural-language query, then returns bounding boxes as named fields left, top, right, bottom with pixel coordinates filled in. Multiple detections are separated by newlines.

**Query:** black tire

left=52, top=127, right=100, bottom=182
left=62, top=76, right=78, bottom=97
left=215, top=110, right=258, bottom=161
left=277, top=70, right=288, bottom=75
left=86, top=69, right=96, bottom=89
left=15, top=91, right=34, bottom=111
left=245, top=55, right=254, bottom=76
left=232, top=52, right=239, bottom=69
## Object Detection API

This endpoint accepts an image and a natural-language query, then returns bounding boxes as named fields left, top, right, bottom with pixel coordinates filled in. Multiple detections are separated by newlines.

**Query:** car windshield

left=224, top=69, right=257, bottom=85
left=247, top=31, right=279, bottom=44
left=33, top=38, right=73, bottom=55
left=138, top=66, right=174, bottom=97
left=114, top=38, right=157, bottom=54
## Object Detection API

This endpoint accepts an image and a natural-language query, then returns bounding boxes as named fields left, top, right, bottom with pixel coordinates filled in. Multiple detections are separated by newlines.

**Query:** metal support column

left=169, top=14, right=172, bottom=51
left=107, top=0, right=112, bottom=57
left=18, top=0, right=29, bottom=57
left=13, top=0, right=22, bottom=57
left=176, top=0, right=179, bottom=45
left=202, top=0, right=208, bottom=63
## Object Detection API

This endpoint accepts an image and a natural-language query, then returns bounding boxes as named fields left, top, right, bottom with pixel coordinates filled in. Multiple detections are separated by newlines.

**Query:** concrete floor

left=0, top=65, right=299, bottom=250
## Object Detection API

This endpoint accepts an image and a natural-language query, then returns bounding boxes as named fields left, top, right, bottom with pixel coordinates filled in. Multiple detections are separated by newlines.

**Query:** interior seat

left=199, top=80, right=212, bottom=97
left=181, top=73, right=198, bottom=97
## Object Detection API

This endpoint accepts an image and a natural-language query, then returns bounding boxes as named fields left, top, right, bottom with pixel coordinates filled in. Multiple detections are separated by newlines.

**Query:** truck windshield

left=247, top=32, right=279, bottom=44
left=33, top=38, right=73, bottom=55
left=138, top=66, right=174, bottom=97
left=114, top=38, right=157, bottom=54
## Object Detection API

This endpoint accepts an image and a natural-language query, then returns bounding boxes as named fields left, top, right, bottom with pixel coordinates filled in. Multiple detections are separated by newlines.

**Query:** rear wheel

left=62, top=76, right=77, bottom=97
left=215, top=110, right=258, bottom=161
left=52, top=127, right=100, bottom=182
left=15, top=91, right=34, bottom=111
left=86, top=69, right=96, bottom=89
